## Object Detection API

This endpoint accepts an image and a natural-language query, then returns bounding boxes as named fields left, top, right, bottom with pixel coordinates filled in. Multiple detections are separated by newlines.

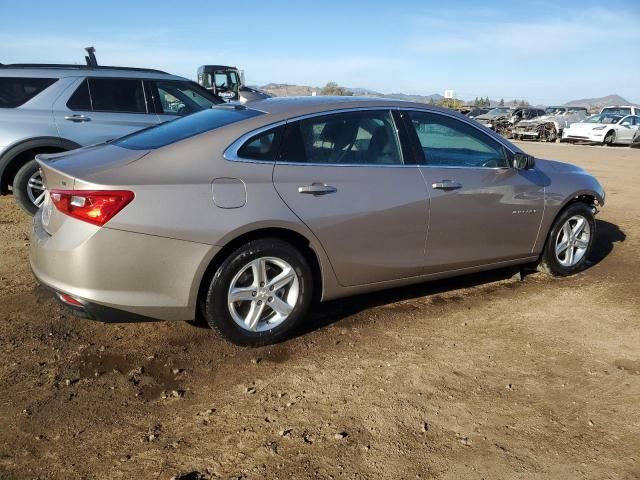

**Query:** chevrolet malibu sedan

left=31, top=97, right=605, bottom=345
left=562, top=113, right=640, bottom=145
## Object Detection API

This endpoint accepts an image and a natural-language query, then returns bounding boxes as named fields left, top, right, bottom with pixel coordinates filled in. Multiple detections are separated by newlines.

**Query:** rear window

left=0, top=77, right=57, bottom=108
left=114, top=106, right=264, bottom=150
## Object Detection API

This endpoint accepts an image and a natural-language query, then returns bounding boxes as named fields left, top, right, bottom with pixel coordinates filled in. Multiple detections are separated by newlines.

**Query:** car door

left=616, top=116, right=639, bottom=143
left=53, top=77, right=160, bottom=146
left=272, top=109, right=429, bottom=287
left=404, top=110, right=546, bottom=274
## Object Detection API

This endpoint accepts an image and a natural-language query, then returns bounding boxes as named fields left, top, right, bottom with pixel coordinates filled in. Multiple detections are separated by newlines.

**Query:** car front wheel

left=537, top=202, right=596, bottom=276
left=203, top=238, right=313, bottom=346
left=603, top=130, right=616, bottom=146
left=13, top=160, right=46, bottom=215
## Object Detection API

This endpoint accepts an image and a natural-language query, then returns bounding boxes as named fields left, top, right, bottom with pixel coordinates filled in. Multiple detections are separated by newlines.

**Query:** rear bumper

left=30, top=210, right=219, bottom=322
left=39, top=281, right=161, bottom=323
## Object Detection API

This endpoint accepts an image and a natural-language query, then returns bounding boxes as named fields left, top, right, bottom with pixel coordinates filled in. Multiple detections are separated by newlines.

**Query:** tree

left=428, top=97, right=436, bottom=106
left=319, top=81, right=349, bottom=96
left=512, top=99, right=518, bottom=107
left=499, top=98, right=504, bottom=106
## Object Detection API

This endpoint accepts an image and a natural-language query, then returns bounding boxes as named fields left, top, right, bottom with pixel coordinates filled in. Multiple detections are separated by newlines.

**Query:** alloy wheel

left=555, top=215, right=591, bottom=267
left=26, top=169, right=46, bottom=208
left=227, top=256, right=300, bottom=332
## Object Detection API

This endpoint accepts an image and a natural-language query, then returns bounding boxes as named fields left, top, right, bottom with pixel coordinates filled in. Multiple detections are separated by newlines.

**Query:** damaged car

left=473, top=107, right=513, bottom=131
left=512, top=106, right=588, bottom=142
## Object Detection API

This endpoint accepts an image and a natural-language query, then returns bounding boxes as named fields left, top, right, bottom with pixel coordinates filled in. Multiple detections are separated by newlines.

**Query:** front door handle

left=298, top=183, right=338, bottom=196
left=432, top=180, right=462, bottom=190
left=64, top=114, right=91, bottom=123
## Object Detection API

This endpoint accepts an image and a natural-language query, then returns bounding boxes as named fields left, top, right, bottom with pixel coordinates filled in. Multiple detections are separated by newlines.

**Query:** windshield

left=114, top=106, right=263, bottom=150
left=486, top=108, right=511, bottom=117
left=210, top=71, right=240, bottom=97
left=584, top=114, right=623, bottom=124
left=601, top=107, right=632, bottom=116
left=545, top=107, right=566, bottom=115
left=154, top=80, right=222, bottom=115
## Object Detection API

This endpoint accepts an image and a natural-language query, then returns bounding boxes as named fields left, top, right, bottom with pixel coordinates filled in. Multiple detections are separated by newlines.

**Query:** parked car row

left=0, top=51, right=611, bottom=345
left=464, top=103, right=640, bottom=146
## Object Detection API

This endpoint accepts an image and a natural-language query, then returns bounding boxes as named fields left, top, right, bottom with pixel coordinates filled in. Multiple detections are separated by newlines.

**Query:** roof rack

left=1, top=47, right=167, bottom=74
left=0, top=63, right=168, bottom=74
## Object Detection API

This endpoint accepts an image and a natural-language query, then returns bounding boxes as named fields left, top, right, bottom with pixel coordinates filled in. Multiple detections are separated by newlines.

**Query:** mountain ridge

left=258, top=84, right=636, bottom=109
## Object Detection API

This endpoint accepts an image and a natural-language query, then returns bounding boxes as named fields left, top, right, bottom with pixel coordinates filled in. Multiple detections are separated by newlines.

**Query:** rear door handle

left=432, top=180, right=462, bottom=190
left=64, top=114, right=91, bottom=123
left=298, top=183, right=338, bottom=196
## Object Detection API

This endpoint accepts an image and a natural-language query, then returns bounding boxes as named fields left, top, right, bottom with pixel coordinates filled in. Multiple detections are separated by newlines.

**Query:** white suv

left=0, top=63, right=221, bottom=214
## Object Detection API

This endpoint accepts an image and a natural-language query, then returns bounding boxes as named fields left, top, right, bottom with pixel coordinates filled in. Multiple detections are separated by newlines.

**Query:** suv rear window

left=114, top=106, right=263, bottom=150
left=0, top=77, right=57, bottom=108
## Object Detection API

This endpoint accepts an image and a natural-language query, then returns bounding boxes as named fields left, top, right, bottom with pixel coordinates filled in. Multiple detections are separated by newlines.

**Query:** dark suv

left=0, top=63, right=221, bottom=214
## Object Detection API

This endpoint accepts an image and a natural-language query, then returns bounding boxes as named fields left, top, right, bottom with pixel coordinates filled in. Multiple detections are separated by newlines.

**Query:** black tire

left=537, top=202, right=596, bottom=276
left=603, top=130, right=616, bottom=146
left=13, top=160, right=42, bottom=216
left=203, top=238, right=313, bottom=346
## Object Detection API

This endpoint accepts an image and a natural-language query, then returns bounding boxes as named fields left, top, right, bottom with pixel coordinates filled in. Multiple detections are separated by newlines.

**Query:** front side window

left=151, top=80, right=221, bottom=115
left=0, top=77, right=57, bottom=108
left=280, top=110, right=402, bottom=165
left=237, top=127, right=284, bottom=161
left=88, top=78, right=146, bottom=113
left=408, top=111, right=509, bottom=168
left=114, top=106, right=263, bottom=150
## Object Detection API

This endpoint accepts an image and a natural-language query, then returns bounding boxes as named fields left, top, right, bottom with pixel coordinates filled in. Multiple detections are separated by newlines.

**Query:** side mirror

left=513, top=152, right=535, bottom=170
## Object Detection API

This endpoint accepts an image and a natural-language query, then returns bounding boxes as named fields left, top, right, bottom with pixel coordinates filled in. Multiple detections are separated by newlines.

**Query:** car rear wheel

left=13, top=160, right=45, bottom=216
left=603, top=130, right=616, bottom=146
left=203, top=238, right=313, bottom=346
left=537, top=203, right=596, bottom=276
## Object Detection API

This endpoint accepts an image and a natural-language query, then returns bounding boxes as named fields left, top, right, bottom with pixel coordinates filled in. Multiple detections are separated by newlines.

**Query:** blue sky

left=1, top=0, right=638, bottom=104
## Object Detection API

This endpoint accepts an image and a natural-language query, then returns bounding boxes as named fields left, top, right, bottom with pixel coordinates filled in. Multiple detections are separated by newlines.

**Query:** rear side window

left=237, top=127, right=284, bottom=161
left=0, top=77, right=57, bottom=108
left=280, top=110, right=403, bottom=165
left=66, top=79, right=92, bottom=110
left=114, top=106, right=263, bottom=150
left=88, top=78, right=146, bottom=113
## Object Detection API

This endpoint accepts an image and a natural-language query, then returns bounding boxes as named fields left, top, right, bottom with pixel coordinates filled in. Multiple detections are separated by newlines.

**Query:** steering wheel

left=481, top=158, right=499, bottom=168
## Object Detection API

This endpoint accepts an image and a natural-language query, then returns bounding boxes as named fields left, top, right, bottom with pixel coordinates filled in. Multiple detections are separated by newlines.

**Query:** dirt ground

left=0, top=142, right=638, bottom=480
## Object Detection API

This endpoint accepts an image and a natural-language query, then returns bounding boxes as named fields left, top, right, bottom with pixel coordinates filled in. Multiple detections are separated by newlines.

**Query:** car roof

left=246, top=95, right=458, bottom=118
left=0, top=64, right=184, bottom=80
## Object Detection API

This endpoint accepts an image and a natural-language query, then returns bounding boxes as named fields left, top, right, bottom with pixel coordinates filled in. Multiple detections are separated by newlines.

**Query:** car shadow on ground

left=294, top=218, right=626, bottom=339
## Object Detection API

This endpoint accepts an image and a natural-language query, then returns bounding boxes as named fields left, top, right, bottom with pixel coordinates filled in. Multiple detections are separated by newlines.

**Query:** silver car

left=0, top=63, right=221, bottom=214
left=30, top=97, right=605, bottom=345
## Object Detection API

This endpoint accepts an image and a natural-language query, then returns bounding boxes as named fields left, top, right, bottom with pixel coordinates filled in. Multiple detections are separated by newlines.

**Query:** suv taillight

left=50, top=189, right=134, bottom=226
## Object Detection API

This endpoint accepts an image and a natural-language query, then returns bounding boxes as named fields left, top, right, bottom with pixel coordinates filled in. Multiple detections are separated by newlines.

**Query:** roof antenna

left=84, top=47, right=98, bottom=67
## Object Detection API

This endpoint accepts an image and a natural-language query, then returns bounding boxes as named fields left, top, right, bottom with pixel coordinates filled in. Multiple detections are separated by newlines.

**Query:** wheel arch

left=0, top=137, right=81, bottom=194
left=535, top=190, right=602, bottom=255
left=195, top=226, right=325, bottom=316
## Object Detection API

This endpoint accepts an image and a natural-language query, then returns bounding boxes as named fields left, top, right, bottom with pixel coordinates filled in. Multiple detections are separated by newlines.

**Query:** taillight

left=50, top=189, right=134, bottom=226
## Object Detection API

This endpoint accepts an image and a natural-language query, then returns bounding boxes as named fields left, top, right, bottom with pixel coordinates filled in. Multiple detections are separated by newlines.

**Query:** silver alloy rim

left=555, top=215, right=590, bottom=267
left=27, top=169, right=46, bottom=208
left=227, top=256, right=299, bottom=332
